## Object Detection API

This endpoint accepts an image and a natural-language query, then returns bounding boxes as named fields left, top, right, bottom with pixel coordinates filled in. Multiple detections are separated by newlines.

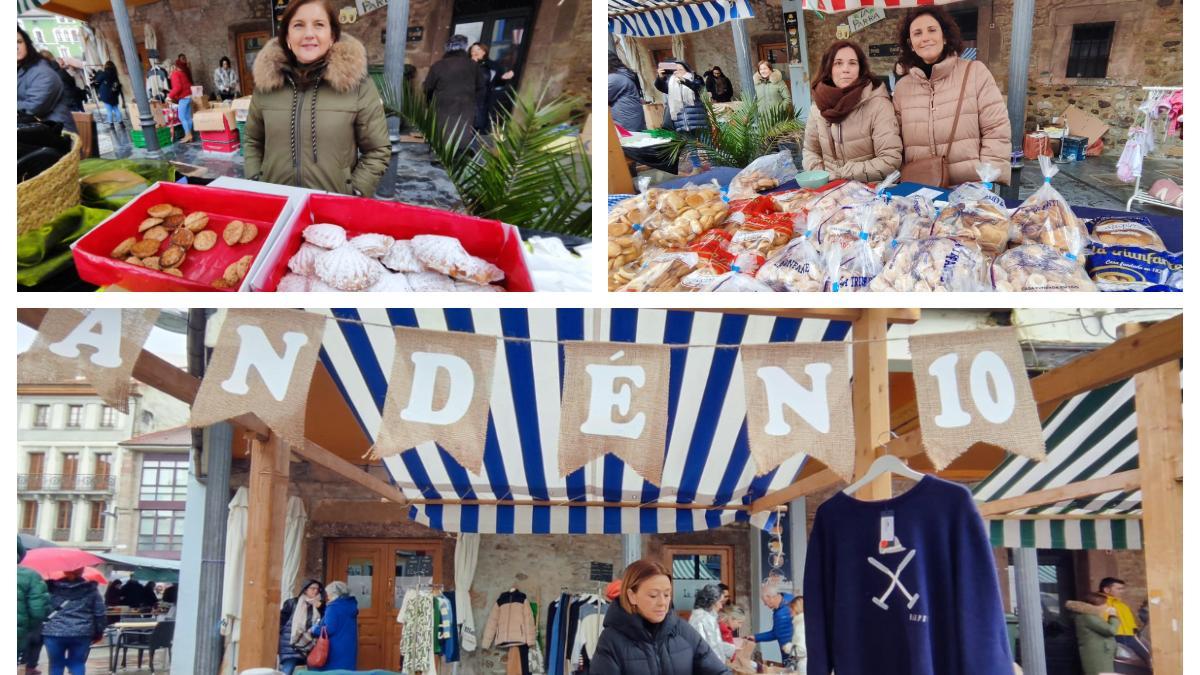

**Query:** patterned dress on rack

left=399, top=590, right=437, bottom=674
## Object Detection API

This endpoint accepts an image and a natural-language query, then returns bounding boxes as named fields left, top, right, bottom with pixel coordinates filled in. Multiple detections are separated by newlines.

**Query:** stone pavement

left=1010, top=155, right=1182, bottom=216
left=93, top=119, right=464, bottom=211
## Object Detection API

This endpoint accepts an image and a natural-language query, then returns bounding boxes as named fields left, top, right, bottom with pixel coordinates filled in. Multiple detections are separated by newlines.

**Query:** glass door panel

left=345, top=555, right=375, bottom=609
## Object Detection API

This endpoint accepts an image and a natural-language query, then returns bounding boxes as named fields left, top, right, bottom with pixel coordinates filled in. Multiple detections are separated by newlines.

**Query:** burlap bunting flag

left=741, top=341, right=856, bottom=481
left=370, top=327, right=496, bottom=474
left=909, top=327, right=1046, bottom=469
left=558, top=341, right=670, bottom=485
left=18, top=308, right=161, bottom=412
left=190, top=309, right=325, bottom=449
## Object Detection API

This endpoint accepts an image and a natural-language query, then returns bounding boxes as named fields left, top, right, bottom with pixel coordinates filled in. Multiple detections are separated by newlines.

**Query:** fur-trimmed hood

left=253, top=35, right=368, bottom=94
left=754, top=67, right=784, bottom=85
left=1065, top=600, right=1110, bottom=617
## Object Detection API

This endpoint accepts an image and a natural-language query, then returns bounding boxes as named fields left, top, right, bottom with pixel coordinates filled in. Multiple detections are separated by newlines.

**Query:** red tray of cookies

left=72, top=182, right=288, bottom=291
left=250, top=192, right=534, bottom=292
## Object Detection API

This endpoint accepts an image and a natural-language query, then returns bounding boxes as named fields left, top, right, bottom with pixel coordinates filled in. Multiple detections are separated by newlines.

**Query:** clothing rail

left=1126, top=85, right=1183, bottom=212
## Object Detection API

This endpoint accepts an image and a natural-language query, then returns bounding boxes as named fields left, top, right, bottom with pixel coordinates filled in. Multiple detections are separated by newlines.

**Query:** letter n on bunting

left=741, top=342, right=855, bottom=481
left=370, top=327, right=497, bottom=475
left=18, top=309, right=161, bottom=412
left=909, top=327, right=1046, bottom=470
left=190, top=309, right=326, bottom=449
left=558, top=341, right=670, bottom=486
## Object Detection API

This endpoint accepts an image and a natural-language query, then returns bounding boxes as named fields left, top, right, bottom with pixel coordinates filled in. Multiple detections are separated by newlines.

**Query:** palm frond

left=664, top=93, right=804, bottom=170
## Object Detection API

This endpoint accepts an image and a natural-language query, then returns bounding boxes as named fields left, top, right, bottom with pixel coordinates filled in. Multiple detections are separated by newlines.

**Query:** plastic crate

left=130, top=125, right=175, bottom=149
left=237, top=121, right=246, bottom=156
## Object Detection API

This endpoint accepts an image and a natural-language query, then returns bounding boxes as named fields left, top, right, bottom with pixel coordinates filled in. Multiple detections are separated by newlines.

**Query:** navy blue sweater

left=803, top=476, right=1012, bottom=675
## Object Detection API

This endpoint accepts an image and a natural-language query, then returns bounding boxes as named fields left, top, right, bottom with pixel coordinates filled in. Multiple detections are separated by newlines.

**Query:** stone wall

left=88, top=0, right=589, bottom=108
left=1080, top=549, right=1148, bottom=619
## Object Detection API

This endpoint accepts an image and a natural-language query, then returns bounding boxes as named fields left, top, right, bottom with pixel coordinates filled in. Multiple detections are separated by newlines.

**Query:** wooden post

left=851, top=309, right=891, bottom=499
left=608, top=111, right=635, bottom=194
left=1126, top=323, right=1182, bottom=673
left=238, top=432, right=291, bottom=669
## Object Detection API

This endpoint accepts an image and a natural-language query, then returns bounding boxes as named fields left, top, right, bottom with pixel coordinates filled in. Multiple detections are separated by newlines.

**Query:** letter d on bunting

left=190, top=310, right=325, bottom=449
left=741, top=342, right=855, bottom=481
left=370, top=327, right=496, bottom=474
left=18, top=309, right=161, bottom=412
left=909, top=327, right=1046, bottom=470
left=558, top=341, right=670, bottom=486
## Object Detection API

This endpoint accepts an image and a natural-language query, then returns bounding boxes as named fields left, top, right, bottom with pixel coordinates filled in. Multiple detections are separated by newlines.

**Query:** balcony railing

left=51, top=528, right=71, bottom=541
left=86, top=528, right=105, bottom=542
left=17, top=474, right=115, bottom=492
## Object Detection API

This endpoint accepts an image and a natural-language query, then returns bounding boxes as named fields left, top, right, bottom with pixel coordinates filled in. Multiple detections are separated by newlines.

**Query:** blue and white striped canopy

left=608, top=0, right=755, bottom=38
left=312, top=309, right=871, bottom=535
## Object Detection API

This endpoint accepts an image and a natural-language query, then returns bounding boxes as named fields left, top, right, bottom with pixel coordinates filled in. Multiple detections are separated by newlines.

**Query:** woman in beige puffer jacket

left=803, top=40, right=902, bottom=183
left=892, top=6, right=1011, bottom=186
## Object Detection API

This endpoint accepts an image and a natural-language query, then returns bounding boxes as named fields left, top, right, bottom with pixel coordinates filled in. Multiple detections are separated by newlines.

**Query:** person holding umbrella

left=42, top=567, right=106, bottom=675
left=18, top=539, right=50, bottom=675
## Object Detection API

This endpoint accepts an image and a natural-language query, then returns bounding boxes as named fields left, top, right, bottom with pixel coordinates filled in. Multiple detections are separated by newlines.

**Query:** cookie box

left=249, top=192, right=534, bottom=291
left=72, top=181, right=288, bottom=291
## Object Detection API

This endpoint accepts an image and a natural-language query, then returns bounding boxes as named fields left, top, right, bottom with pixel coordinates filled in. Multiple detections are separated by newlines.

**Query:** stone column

left=1003, top=0, right=1036, bottom=200
left=376, top=0, right=410, bottom=199
left=731, top=19, right=756, bottom=102
left=1013, top=547, right=1047, bottom=675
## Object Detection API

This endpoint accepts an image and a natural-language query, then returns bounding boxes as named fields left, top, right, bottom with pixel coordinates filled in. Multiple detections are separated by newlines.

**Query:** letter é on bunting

left=18, top=309, right=161, bottom=413
left=370, top=326, right=496, bottom=475
left=740, top=342, right=856, bottom=481
left=189, top=310, right=326, bottom=449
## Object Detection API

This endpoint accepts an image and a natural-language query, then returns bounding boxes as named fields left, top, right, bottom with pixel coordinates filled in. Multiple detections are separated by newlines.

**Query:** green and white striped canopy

left=973, top=378, right=1142, bottom=550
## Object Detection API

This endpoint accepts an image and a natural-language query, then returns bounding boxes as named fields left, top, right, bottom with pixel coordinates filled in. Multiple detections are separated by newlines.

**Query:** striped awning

left=608, top=0, right=755, bottom=37
left=313, top=309, right=870, bottom=535
left=801, top=0, right=964, bottom=12
left=973, top=378, right=1143, bottom=550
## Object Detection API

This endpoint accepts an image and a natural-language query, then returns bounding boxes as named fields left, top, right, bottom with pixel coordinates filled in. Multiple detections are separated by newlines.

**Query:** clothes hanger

left=843, top=454, right=924, bottom=496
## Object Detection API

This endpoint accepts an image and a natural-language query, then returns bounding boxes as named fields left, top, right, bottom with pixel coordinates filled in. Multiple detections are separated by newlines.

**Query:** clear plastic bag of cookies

left=756, top=231, right=825, bottom=292
left=1009, top=156, right=1088, bottom=253
left=825, top=231, right=880, bottom=292
left=678, top=251, right=735, bottom=291
left=618, top=253, right=700, bottom=292
left=991, top=227, right=1097, bottom=292
left=770, top=188, right=821, bottom=214
left=945, top=162, right=1006, bottom=210
left=647, top=187, right=730, bottom=249
left=817, top=199, right=896, bottom=262
left=883, top=193, right=936, bottom=262
left=704, top=268, right=774, bottom=291
left=870, top=237, right=989, bottom=292
left=1087, top=216, right=1166, bottom=252
left=727, top=150, right=796, bottom=200
left=930, top=200, right=1010, bottom=257
left=809, top=179, right=875, bottom=215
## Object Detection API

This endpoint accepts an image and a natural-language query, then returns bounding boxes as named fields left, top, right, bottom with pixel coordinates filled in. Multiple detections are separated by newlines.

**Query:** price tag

left=880, top=510, right=895, bottom=545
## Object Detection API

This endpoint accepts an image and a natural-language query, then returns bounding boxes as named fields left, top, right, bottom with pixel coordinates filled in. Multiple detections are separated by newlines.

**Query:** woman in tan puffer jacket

left=803, top=40, right=902, bottom=183
left=892, top=6, right=1011, bottom=186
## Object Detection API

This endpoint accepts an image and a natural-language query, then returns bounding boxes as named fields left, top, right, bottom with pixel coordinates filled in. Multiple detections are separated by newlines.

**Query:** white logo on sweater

left=868, top=549, right=920, bottom=611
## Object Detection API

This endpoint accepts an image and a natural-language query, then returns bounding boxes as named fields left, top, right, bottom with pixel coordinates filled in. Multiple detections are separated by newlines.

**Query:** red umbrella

left=20, top=547, right=104, bottom=577
left=34, top=566, right=109, bottom=585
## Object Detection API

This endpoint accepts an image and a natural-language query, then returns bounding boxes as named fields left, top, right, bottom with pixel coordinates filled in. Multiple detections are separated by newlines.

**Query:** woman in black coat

left=278, top=579, right=325, bottom=675
left=423, top=34, right=487, bottom=137
left=703, top=66, right=734, bottom=103
left=591, top=560, right=731, bottom=675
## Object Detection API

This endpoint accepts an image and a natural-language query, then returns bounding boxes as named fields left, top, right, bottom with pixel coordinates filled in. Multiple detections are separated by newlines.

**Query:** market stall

left=608, top=163, right=1182, bottom=292
left=16, top=308, right=1182, bottom=675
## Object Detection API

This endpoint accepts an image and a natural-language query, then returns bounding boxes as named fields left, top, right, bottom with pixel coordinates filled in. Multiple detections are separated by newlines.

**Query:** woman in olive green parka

left=244, top=0, right=390, bottom=197
left=1067, top=595, right=1121, bottom=675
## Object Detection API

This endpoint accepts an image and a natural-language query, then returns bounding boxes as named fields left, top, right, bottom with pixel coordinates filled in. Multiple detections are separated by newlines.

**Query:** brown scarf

left=812, top=79, right=872, bottom=124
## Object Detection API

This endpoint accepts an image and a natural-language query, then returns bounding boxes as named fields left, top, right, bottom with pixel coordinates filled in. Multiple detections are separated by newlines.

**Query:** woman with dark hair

left=424, top=34, right=488, bottom=137
left=703, top=66, right=734, bottom=103
left=42, top=568, right=106, bottom=675
left=245, top=0, right=389, bottom=195
left=175, top=52, right=193, bottom=82
left=590, top=560, right=730, bottom=675
left=167, top=54, right=195, bottom=143
left=279, top=579, right=325, bottom=675
left=17, top=27, right=76, bottom=131
left=608, top=51, right=646, bottom=131
left=892, top=6, right=1011, bottom=186
left=93, top=60, right=124, bottom=129
left=802, top=39, right=902, bottom=182
left=213, top=55, right=239, bottom=101
left=469, top=41, right=513, bottom=134
left=689, top=584, right=736, bottom=662
left=654, top=59, right=705, bottom=132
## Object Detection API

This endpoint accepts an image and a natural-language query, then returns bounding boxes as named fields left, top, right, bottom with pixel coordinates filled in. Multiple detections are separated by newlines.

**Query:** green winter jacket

left=244, top=35, right=390, bottom=197
left=754, top=67, right=790, bottom=112
left=1067, top=600, right=1119, bottom=675
left=18, top=546, right=50, bottom=651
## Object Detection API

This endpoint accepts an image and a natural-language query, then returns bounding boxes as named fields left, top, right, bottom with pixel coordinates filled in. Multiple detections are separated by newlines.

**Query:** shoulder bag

left=899, top=60, right=976, bottom=187
left=306, top=626, right=330, bottom=668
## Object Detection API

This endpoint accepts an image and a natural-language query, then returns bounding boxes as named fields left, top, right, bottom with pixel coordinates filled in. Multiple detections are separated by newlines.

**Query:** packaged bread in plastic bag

left=727, top=212, right=800, bottom=272
left=756, top=230, right=825, bottom=292
left=728, top=150, right=796, bottom=201
left=826, top=231, right=880, bottom=292
left=618, top=252, right=700, bottom=292
left=608, top=195, right=647, bottom=289
left=648, top=182, right=729, bottom=248
left=932, top=162, right=1010, bottom=256
left=809, top=179, right=876, bottom=214
left=704, top=267, right=774, bottom=291
left=945, top=162, right=1006, bottom=209
left=818, top=199, right=896, bottom=261
left=883, top=193, right=936, bottom=262
left=678, top=248, right=736, bottom=291
left=771, top=188, right=821, bottom=214
left=991, top=226, right=1096, bottom=292
left=1009, top=155, right=1088, bottom=253
left=870, top=237, right=989, bottom=292
left=1087, top=216, right=1166, bottom=251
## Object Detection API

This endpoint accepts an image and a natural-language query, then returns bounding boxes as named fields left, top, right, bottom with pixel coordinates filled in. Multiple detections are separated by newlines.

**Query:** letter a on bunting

left=371, top=327, right=496, bottom=474
left=19, top=309, right=161, bottom=412
left=190, top=310, right=325, bottom=449
left=558, top=341, right=670, bottom=486
left=909, top=327, right=1046, bottom=470
left=740, top=342, right=855, bottom=481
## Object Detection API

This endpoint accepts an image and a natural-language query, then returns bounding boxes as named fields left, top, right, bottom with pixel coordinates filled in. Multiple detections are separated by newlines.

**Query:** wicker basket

left=17, top=131, right=82, bottom=235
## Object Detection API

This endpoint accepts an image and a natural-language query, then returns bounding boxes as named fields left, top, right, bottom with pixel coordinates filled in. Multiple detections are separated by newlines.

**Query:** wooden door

left=663, top=545, right=734, bottom=620
left=235, top=31, right=270, bottom=96
left=27, top=453, right=45, bottom=490
left=757, top=42, right=788, bottom=68
left=61, top=453, right=79, bottom=491
left=326, top=539, right=444, bottom=671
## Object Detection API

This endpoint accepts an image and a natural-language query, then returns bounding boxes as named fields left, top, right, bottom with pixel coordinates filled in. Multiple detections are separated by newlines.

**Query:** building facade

left=19, top=9, right=86, bottom=59
left=16, top=381, right=189, bottom=556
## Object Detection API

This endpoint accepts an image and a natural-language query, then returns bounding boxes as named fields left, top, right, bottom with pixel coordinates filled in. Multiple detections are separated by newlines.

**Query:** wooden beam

left=851, top=309, right=892, bottom=500
left=1128, top=322, right=1183, bottom=674
left=754, top=314, right=1182, bottom=511
left=607, top=111, right=634, bottom=194
left=975, top=469, right=1141, bottom=517
left=237, top=434, right=290, bottom=669
left=295, top=440, right=408, bottom=505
